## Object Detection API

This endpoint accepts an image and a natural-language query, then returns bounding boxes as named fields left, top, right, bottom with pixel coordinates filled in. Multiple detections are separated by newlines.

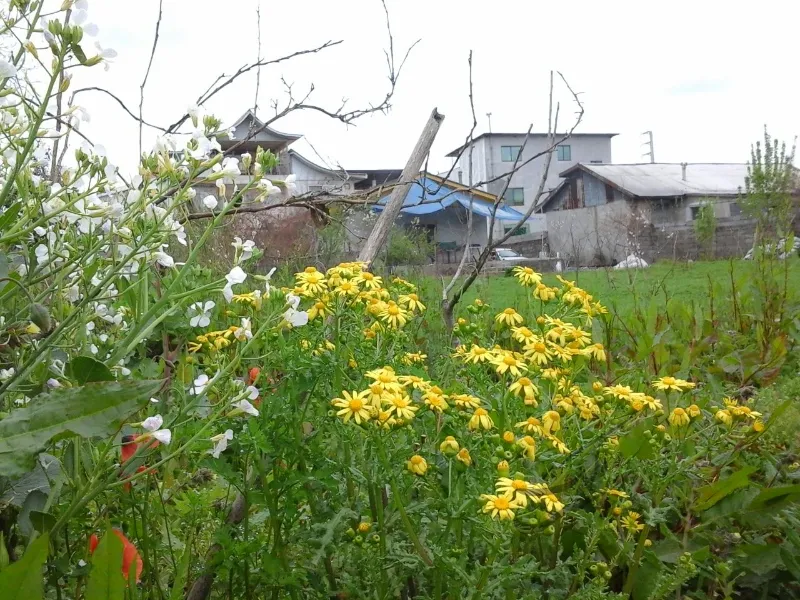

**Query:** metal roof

left=445, top=132, right=618, bottom=157
left=288, top=150, right=367, bottom=180
left=374, top=175, right=530, bottom=222
left=560, top=163, right=748, bottom=198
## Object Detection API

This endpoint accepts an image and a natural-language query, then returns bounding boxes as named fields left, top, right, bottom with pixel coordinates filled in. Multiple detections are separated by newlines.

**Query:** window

left=605, top=184, right=614, bottom=202
left=457, top=170, right=463, bottom=183
left=503, top=224, right=529, bottom=237
left=729, top=202, right=741, bottom=217
left=690, top=206, right=702, bottom=220
left=557, top=145, right=572, bottom=161
left=504, top=188, right=525, bottom=206
left=501, top=145, right=522, bottom=162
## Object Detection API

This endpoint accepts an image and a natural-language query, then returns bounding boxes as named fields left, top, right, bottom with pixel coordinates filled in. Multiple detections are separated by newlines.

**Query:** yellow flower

left=401, top=352, right=427, bottom=365
left=604, top=384, right=634, bottom=400
left=512, top=265, right=542, bottom=287
left=463, top=345, right=492, bottom=364
left=511, top=326, right=536, bottom=344
left=584, top=343, right=607, bottom=362
left=365, top=366, right=403, bottom=393
left=452, top=394, right=482, bottom=410
left=652, top=376, right=695, bottom=392
left=354, top=271, right=383, bottom=290
left=391, top=276, right=416, bottom=290
left=508, top=376, right=538, bottom=403
left=523, top=340, right=552, bottom=366
left=365, top=382, right=389, bottom=409
left=515, top=416, right=543, bottom=435
left=529, top=485, right=564, bottom=512
left=333, top=279, right=360, bottom=297
left=533, top=283, right=557, bottom=302
left=496, top=477, right=536, bottom=507
left=384, top=394, right=418, bottom=421
left=621, top=511, right=644, bottom=533
left=307, top=298, right=331, bottom=320
left=379, top=301, right=409, bottom=329
left=468, top=407, right=494, bottom=431
left=752, top=419, right=765, bottom=433
left=496, top=460, right=510, bottom=476
left=424, top=392, right=449, bottom=413
left=439, top=436, right=460, bottom=455
left=592, top=381, right=604, bottom=393
left=480, top=493, right=520, bottom=520
left=358, top=521, right=372, bottom=534
left=295, top=268, right=328, bottom=296
left=669, top=407, right=690, bottom=427
left=495, top=308, right=524, bottom=328
left=187, top=341, right=203, bottom=353
left=542, top=410, right=561, bottom=434
left=407, top=455, right=428, bottom=476
left=502, top=430, right=516, bottom=444
left=517, top=435, right=536, bottom=460
left=715, top=409, right=733, bottom=426
left=687, top=404, right=701, bottom=418
left=546, top=434, right=570, bottom=454
left=549, top=343, right=575, bottom=363
left=491, top=352, right=528, bottom=377
left=456, top=448, right=472, bottom=466
left=376, top=410, right=397, bottom=430
left=398, top=293, right=426, bottom=313
left=398, top=375, right=429, bottom=390
left=600, top=488, right=629, bottom=498
left=331, top=390, right=372, bottom=424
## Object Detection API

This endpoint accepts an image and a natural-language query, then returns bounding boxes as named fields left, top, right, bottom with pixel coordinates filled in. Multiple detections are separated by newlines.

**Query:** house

left=540, top=162, right=760, bottom=264
left=445, top=132, right=616, bottom=238
left=369, top=173, right=545, bottom=264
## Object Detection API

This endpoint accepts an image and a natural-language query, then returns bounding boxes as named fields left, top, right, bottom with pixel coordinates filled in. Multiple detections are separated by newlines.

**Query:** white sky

left=74, top=0, right=800, bottom=175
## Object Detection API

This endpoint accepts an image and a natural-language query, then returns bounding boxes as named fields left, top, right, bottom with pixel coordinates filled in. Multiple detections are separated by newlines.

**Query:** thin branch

left=70, top=86, right=168, bottom=132
left=49, top=7, right=71, bottom=182
left=139, top=0, right=164, bottom=156
left=443, top=50, right=478, bottom=301
left=253, top=1, right=262, bottom=115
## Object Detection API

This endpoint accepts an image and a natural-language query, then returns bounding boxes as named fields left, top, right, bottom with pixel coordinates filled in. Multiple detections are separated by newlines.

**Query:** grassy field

left=445, top=259, right=800, bottom=317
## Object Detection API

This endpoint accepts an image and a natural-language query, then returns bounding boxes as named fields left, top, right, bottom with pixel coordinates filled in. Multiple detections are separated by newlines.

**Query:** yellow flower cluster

left=291, top=263, right=425, bottom=330
left=480, top=476, right=564, bottom=520
left=188, top=325, right=243, bottom=353
left=714, top=397, right=763, bottom=430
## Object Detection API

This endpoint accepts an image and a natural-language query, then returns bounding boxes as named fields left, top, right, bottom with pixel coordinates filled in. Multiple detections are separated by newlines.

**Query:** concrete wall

left=545, top=199, right=634, bottom=266
left=289, top=155, right=356, bottom=196
left=637, top=216, right=757, bottom=261
left=450, top=135, right=613, bottom=237
left=647, top=196, right=741, bottom=225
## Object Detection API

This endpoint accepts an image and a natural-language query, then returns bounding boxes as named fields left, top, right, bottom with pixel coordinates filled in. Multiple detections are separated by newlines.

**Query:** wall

left=545, top=199, right=634, bottom=266
left=289, top=155, right=356, bottom=196
left=647, top=196, right=741, bottom=225
left=637, top=216, right=757, bottom=261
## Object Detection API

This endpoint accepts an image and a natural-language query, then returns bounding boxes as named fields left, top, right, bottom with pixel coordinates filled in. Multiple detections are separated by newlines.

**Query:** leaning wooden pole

left=358, top=108, right=445, bottom=265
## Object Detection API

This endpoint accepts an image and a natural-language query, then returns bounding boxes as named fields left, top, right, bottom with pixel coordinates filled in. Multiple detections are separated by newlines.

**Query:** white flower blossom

left=231, top=399, right=259, bottom=417
left=283, top=174, right=297, bottom=196
left=284, top=307, right=309, bottom=327
left=0, top=368, right=15, bottom=382
left=189, top=374, right=209, bottom=395
left=188, top=301, right=215, bottom=328
left=258, top=178, right=281, bottom=196
left=223, top=266, right=247, bottom=302
left=202, top=195, right=218, bottom=210
left=46, top=378, right=61, bottom=388
left=245, top=385, right=259, bottom=400
left=151, top=429, right=172, bottom=445
left=141, top=415, right=163, bottom=432
left=209, top=429, right=234, bottom=458
left=264, top=266, right=277, bottom=297
left=0, top=59, right=18, bottom=79
left=232, top=237, right=256, bottom=262
left=233, top=317, right=253, bottom=342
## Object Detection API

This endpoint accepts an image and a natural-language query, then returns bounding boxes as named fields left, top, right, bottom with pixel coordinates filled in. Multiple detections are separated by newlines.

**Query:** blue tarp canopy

left=373, top=175, right=529, bottom=222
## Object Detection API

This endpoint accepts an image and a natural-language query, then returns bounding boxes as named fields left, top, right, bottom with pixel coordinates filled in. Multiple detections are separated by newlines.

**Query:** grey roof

left=560, top=163, right=748, bottom=197
left=445, top=132, right=618, bottom=157
left=227, top=109, right=302, bottom=143
left=288, top=150, right=367, bottom=180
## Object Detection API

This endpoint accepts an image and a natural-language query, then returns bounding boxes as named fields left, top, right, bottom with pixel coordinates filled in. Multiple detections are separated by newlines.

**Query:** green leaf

left=18, top=490, right=47, bottom=539
left=169, top=530, right=194, bottom=600
left=0, top=532, right=49, bottom=599
left=67, top=356, right=114, bottom=384
left=0, top=380, right=162, bottom=477
left=0, top=454, right=60, bottom=507
left=747, top=484, right=800, bottom=512
left=85, top=529, right=125, bottom=600
left=619, top=421, right=655, bottom=460
left=695, top=467, right=756, bottom=512
left=0, top=250, right=8, bottom=291
left=0, top=202, right=21, bottom=234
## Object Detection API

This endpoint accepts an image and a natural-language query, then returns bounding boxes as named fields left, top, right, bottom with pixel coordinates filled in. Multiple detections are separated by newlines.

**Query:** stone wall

left=637, top=216, right=758, bottom=261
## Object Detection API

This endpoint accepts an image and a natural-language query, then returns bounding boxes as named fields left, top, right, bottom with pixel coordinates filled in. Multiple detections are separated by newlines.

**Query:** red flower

left=89, top=529, right=143, bottom=583
left=121, top=434, right=138, bottom=463
left=247, top=367, right=260, bottom=385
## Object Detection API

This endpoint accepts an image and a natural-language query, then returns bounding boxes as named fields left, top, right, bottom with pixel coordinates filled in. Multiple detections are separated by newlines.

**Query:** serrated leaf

left=85, top=529, right=125, bottom=600
left=747, top=484, right=800, bottom=512
left=695, top=467, right=756, bottom=512
left=68, top=356, right=114, bottom=384
left=0, top=532, right=49, bottom=599
left=0, top=380, right=162, bottom=477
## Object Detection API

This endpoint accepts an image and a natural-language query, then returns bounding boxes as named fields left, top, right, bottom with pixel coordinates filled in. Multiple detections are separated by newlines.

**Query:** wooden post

left=358, top=108, right=445, bottom=265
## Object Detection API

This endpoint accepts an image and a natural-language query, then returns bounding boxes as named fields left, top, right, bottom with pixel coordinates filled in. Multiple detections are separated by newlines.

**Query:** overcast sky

left=75, top=0, right=799, bottom=176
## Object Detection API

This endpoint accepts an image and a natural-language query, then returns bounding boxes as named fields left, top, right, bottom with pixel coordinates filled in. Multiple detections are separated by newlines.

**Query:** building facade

left=445, top=132, right=616, bottom=236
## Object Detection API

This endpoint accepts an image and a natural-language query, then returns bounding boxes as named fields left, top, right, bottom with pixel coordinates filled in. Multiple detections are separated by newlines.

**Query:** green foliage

left=0, top=533, right=49, bottom=599
left=692, top=201, right=716, bottom=258
left=0, top=380, right=161, bottom=476
left=383, top=225, right=434, bottom=266
left=85, top=529, right=125, bottom=600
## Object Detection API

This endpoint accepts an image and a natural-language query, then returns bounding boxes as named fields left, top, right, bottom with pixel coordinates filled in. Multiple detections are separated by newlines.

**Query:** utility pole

left=641, top=130, right=655, bottom=163
left=486, top=112, right=492, bottom=133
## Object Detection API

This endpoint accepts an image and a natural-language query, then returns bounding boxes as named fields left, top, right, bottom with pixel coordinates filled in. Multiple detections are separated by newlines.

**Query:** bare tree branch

left=70, top=86, right=168, bottom=132
left=253, top=1, right=262, bottom=115
left=139, top=0, right=164, bottom=156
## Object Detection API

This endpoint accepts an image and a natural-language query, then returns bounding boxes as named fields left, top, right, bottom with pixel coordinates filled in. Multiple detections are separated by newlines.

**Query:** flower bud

left=592, top=381, right=603, bottom=392
left=439, top=436, right=459, bottom=456
left=644, top=539, right=652, bottom=547
left=496, top=460, right=510, bottom=477
left=30, top=303, right=51, bottom=332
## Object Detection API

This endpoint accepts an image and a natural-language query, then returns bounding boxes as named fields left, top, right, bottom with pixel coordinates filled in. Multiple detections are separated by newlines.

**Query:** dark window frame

left=505, top=187, right=525, bottom=206
left=501, top=145, right=522, bottom=162
left=557, top=145, right=572, bottom=161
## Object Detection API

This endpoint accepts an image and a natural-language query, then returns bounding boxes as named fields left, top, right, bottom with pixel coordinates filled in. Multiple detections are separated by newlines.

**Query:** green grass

left=447, top=259, right=800, bottom=317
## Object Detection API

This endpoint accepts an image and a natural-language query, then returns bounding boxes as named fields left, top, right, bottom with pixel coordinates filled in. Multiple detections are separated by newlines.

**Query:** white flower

left=263, top=266, right=278, bottom=297
left=0, top=368, right=15, bottom=382
left=35, top=244, right=49, bottom=264
left=46, top=378, right=61, bottom=388
left=82, top=22, right=98, bottom=36
left=283, top=307, right=309, bottom=327
left=150, top=397, right=160, bottom=403
left=202, top=195, right=218, bottom=210
left=141, top=415, right=164, bottom=432
left=245, top=385, right=259, bottom=400
left=90, top=344, right=99, bottom=355
left=286, top=293, right=301, bottom=310
left=189, top=374, right=209, bottom=395
left=188, top=301, right=215, bottom=328
left=226, top=266, right=247, bottom=285
left=283, top=174, right=297, bottom=196
left=187, top=104, right=204, bottom=125
left=209, top=429, right=234, bottom=458
left=94, top=41, right=117, bottom=59
left=231, top=399, right=259, bottom=417
left=75, top=0, right=89, bottom=11
left=151, top=429, right=172, bottom=445
left=257, top=178, right=280, bottom=196
left=153, top=249, right=175, bottom=268
left=78, top=560, right=87, bottom=568
left=220, top=157, right=241, bottom=178
left=0, top=59, right=18, bottom=79
left=232, top=237, right=256, bottom=262
left=233, top=317, right=252, bottom=342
